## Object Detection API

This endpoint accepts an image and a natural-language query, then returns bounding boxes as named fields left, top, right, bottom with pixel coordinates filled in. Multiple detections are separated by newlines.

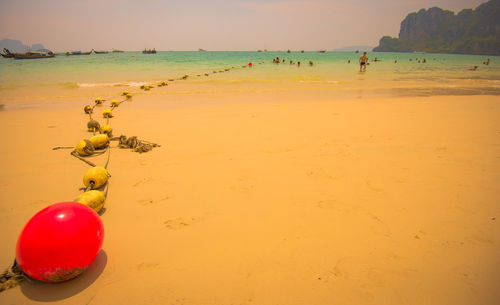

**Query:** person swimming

left=468, top=66, right=478, bottom=71
left=297, top=61, right=301, bottom=67
left=359, top=52, right=368, bottom=71
left=309, top=61, right=313, bottom=66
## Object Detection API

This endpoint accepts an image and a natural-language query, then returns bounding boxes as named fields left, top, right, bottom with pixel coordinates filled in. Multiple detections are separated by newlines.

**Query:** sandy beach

left=0, top=87, right=499, bottom=304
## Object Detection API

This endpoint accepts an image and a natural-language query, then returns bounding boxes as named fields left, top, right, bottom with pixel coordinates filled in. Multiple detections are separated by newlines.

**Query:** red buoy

left=248, top=62, right=253, bottom=67
left=16, top=202, right=104, bottom=282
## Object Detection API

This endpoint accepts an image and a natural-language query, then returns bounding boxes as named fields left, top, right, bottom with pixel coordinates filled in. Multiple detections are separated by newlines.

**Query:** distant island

left=373, top=0, right=500, bottom=55
left=0, top=39, right=45, bottom=53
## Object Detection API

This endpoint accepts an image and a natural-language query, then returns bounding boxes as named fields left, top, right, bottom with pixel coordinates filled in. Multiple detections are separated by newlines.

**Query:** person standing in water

left=359, top=52, right=368, bottom=72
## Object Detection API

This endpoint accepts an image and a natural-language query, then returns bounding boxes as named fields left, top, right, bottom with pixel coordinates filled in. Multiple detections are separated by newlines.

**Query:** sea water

left=0, top=51, right=499, bottom=96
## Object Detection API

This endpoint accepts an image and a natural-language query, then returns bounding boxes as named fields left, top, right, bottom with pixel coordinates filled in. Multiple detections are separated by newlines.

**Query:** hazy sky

left=0, top=0, right=486, bottom=51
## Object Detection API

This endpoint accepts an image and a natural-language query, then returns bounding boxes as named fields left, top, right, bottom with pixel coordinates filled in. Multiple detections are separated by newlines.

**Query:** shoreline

left=1, top=80, right=500, bottom=112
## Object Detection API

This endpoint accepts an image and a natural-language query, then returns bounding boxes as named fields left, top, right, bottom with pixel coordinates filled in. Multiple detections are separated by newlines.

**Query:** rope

left=0, top=260, right=25, bottom=293
left=52, top=146, right=74, bottom=150
left=104, top=146, right=111, bottom=169
left=82, top=181, right=95, bottom=192
left=103, top=180, right=110, bottom=199
left=71, top=150, right=97, bottom=167
left=118, top=135, right=160, bottom=153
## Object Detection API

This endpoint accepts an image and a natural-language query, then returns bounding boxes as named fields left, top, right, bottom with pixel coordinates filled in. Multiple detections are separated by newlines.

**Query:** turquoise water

left=0, top=51, right=499, bottom=95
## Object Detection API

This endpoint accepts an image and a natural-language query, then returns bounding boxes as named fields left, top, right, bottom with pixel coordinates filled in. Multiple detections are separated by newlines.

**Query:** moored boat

left=13, top=51, right=54, bottom=59
left=66, top=50, right=92, bottom=56
left=1, top=48, right=14, bottom=58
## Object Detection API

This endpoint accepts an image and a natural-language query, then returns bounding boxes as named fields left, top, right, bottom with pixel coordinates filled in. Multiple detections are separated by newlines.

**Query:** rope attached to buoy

left=0, top=260, right=25, bottom=293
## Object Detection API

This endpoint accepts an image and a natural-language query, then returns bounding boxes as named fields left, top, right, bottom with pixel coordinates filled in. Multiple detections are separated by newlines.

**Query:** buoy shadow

left=20, top=249, right=107, bottom=301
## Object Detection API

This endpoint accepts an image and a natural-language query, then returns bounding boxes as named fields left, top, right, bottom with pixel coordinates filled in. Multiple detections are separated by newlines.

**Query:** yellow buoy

left=126, top=93, right=132, bottom=99
left=110, top=99, right=119, bottom=107
left=83, top=166, right=109, bottom=189
left=122, top=90, right=130, bottom=96
left=76, top=139, right=95, bottom=156
left=89, top=134, right=109, bottom=149
left=99, top=124, right=112, bottom=136
left=102, top=109, right=113, bottom=118
left=212, top=70, right=217, bottom=73
left=95, top=97, right=103, bottom=105
left=168, top=78, right=174, bottom=81
left=140, top=85, right=145, bottom=89
left=84, top=105, right=93, bottom=114
left=87, top=119, right=100, bottom=132
left=204, top=73, right=209, bottom=76
left=75, top=190, right=106, bottom=213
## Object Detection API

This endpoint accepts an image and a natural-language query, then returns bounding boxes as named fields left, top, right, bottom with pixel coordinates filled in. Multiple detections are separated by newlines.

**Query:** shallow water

left=0, top=51, right=499, bottom=96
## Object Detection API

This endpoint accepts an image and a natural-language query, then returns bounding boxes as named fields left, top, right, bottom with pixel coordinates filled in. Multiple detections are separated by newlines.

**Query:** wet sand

left=0, top=90, right=499, bottom=305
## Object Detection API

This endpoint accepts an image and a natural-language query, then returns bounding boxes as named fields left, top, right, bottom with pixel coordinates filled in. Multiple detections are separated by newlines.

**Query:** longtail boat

left=14, top=51, right=54, bottom=59
left=1, top=48, right=15, bottom=58
left=66, top=50, right=92, bottom=56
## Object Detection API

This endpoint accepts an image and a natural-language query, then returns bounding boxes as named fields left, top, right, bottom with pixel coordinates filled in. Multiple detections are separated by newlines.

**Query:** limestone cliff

left=373, top=0, right=500, bottom=55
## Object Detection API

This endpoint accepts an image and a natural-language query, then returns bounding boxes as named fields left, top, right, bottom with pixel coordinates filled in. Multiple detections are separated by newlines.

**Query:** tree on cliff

left=373, top=0, right=500, bottom=55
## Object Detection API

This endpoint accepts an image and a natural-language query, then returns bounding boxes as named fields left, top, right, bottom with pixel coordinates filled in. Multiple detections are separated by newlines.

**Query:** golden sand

left=0, top=90, right=499, bottom=304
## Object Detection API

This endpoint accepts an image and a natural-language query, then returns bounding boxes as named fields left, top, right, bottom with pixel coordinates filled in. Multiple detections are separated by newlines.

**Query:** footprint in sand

left=138, top=196, right=171, bottom=206
left=318, top=258, right=349, bottom=282
left=136, top=262, right=160, bottom=271
left=133, top=176, right=153, bottom=187
left=164, top=217, right=201, bottom=230
left=316, top=199, right=337, bottom=209
left=138, top=199, right=154, bottom=206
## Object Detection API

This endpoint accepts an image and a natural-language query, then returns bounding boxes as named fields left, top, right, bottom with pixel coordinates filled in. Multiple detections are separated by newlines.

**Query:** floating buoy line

left=0, top=60, right=263, bottom=292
